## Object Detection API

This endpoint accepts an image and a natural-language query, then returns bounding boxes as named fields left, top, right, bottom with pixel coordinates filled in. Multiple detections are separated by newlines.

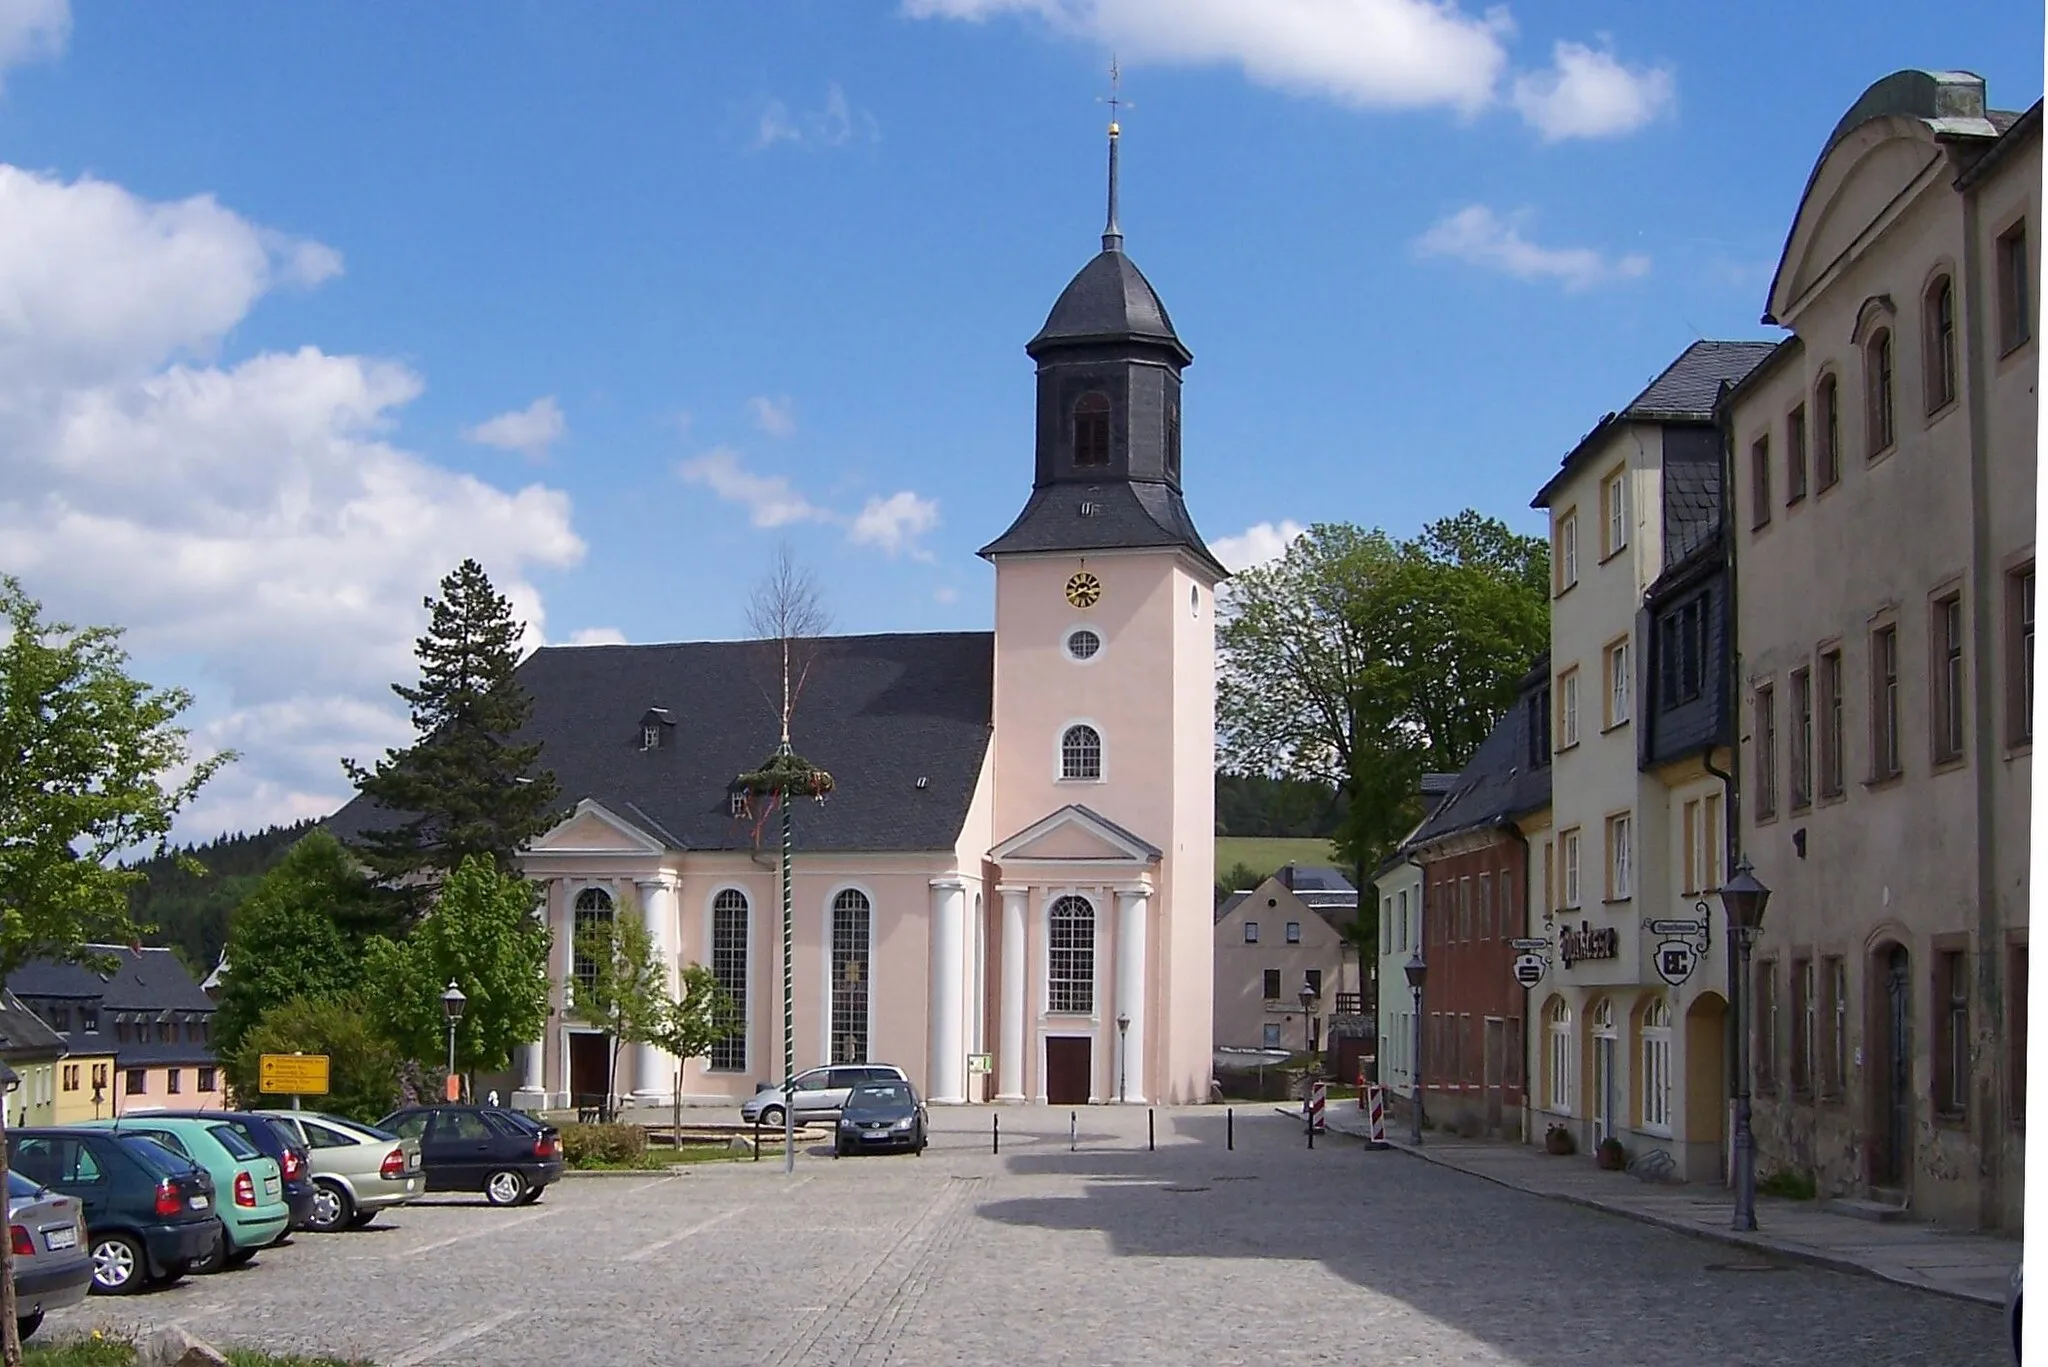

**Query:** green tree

left=568, top=903, right=669, bottom=1123
left=1218, top=513, right=1548, bottom=924
left=213, top=830, right=400, bottom=1056
left=0, top=576, right=232, bottom=1367
left=360, top=855, right=551, bottom=1086
left=226, top=993, right=404, bottom=1125
left=647, top=962, right=740, bottom=1142
left=341, top=559, right=560, bottom=910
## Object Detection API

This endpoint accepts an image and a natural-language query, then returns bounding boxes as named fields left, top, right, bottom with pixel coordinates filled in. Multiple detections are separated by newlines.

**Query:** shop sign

left=1557, top=920, right=1620, bottom=968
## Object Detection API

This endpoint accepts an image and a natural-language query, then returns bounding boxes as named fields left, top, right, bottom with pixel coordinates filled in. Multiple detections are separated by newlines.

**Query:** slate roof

left=1402, top=692, right=1552, bottom=852
left=0, top=991, right=67, bottom=1063
left=7, top=947, right=218, bottom=1068
left=325, top=631, right=996, bottom=855
left=1027, top=249, right=1192, bottom=365
left=1277, top=865, right=1356, bottom=895
left=1532, top=342, right=1780, bottom=509
left=1214, top=890, right=1252, bottom=926
left=977, top=476, right=1229, bottom=579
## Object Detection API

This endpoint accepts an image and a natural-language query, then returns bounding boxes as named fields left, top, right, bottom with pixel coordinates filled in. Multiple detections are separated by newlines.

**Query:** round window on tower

left=1064, top=627, right=1103, bottom=663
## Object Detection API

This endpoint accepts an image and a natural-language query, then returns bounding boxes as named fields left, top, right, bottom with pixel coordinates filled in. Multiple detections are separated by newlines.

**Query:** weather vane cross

left=1098, top=55, right=1131, bottom=130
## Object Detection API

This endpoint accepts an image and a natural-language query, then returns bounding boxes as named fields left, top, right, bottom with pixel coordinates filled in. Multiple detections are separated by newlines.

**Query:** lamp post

left=1718, top=856, right=1772, bottom=1232
left=441, top=981, right=467, bottom=1104
left=1298, top=978, right=1321, bottom=1058
left=1116, top=1012, right=1130, bottom=1103
left=1404, top=952, right=1427, bottom=1145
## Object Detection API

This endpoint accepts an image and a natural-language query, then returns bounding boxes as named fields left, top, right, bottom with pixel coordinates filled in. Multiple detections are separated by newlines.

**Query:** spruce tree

left=342, top=559, right=559, bottom=900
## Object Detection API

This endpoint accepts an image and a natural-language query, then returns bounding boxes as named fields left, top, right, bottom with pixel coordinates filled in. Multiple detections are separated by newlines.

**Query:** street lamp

left=1116, top=1013, right=1130, bottom=1103
left=441, top=980, right=467, bottom=1104
left=1718, top=856, right=1771, bottom=1232
left=1404, top=952, right=1427, bottom=1145
left=1298, top=978, right=1321, bottom=1057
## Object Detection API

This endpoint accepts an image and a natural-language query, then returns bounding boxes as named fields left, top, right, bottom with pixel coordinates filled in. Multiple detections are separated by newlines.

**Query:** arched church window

left=572, top=887, right=615, bottom=1002
left=1073, top=392, right=1111, bottom=468
left=1048, top=896, right=1095, bottom=1014
left=831, top=889, right=872, bottom=1063
left=1166, top=399, right=1181, bottom=480
left=1060, top=724, right=1102, bottom=780
left=709, top=889, right=749, bottom=1071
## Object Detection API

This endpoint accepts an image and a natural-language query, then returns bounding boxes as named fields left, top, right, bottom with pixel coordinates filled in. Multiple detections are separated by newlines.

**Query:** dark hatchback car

left=377, top=1105, right=563, bottom=1207
left=832, top=1080, right=929, bottom=1157
left=8, top=1129, right=221, bottom=1295
left=134, top=1109, right=315, bottom=1231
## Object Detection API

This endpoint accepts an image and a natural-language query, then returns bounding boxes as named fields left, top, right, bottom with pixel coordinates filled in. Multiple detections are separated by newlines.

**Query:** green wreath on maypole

left=735, top=747, right=836, bottom=803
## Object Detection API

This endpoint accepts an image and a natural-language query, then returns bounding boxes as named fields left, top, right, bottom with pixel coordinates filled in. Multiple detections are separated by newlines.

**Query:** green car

left=79, top=1118, right=289, bottom=1272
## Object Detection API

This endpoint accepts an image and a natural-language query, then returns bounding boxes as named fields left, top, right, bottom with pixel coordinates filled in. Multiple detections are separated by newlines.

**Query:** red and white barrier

left=1307, top=1080, right=1327, bottom=1133
left=1364, top=1083, right=1387, bottom=1145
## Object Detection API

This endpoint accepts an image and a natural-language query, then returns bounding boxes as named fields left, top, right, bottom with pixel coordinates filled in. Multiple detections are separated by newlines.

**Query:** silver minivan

left=740, top=1064, right=909, bottom=1127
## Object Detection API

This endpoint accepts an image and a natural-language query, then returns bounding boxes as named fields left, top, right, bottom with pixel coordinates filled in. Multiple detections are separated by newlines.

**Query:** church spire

left=1101, top=56, right=1125, bottom=254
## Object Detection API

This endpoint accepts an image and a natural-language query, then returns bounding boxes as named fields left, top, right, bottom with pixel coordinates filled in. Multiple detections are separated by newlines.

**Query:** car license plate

left=263, top=1176, right=280, bottom=1196
left=408, top=1154, right=420, bottom=1170
left=42, top=1226, right=75, bottom=1251
left=190, top=1195, right=209, bottom=1209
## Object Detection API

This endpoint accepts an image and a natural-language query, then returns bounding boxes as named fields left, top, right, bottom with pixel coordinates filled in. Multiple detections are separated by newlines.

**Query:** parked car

left=7, top=1128, right=221, bottom=1295
left=80, top=1117, right=288, bottom=1272
left=256, top=1109, right=422, bottom=1232
left=130, top=1110, right=315, bottom=1231
left=7, top=1170, right=91, bottom=1338
left=832, top=1079, right=929, bottom=1157
left=741, top=1064, right=911, bottom=1128
left=376, top=1105, right=563, bottom=1207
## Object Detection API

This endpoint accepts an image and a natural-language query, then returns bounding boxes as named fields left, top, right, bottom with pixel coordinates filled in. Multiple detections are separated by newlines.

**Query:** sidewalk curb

left=1355, top=1130, right=2003, bottom=1308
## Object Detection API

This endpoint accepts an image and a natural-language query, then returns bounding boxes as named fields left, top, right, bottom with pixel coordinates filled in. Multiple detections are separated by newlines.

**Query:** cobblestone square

left=43, top=1107, right=2009, bottom=1365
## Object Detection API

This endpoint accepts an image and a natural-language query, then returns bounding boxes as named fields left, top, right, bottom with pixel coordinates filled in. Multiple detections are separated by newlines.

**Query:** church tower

left=979, top=104, right=1223, bottom=1106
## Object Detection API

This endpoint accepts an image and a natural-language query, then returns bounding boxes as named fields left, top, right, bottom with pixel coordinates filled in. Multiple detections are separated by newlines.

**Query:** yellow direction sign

left=259, top=1053, right=330, bottom=1095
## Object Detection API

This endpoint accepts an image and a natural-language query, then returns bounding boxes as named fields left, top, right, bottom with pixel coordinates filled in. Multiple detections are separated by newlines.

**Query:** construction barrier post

left=1363, top=1082, right=1388, bottom=1149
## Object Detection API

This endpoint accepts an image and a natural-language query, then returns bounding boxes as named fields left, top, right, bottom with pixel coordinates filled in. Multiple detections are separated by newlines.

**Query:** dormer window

left=1073, top=391, right=1111, bottom=467
left=728, top=790, right=750, bottom=819
left=641, top=725, right=661, bottom=751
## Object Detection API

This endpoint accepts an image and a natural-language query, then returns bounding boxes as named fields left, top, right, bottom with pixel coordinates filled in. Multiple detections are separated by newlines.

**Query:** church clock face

left=1064, top=571, right=1103, bottom=609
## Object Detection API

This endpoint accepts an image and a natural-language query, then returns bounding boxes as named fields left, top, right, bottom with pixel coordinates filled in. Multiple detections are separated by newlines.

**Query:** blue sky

left=0, top=0, right=2039, bottom=840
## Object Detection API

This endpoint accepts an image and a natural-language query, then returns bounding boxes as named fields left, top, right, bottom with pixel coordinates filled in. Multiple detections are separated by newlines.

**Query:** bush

left=225, top=993, right=402, bottom=1126
left=560, top=1123, right=649, bottom=1167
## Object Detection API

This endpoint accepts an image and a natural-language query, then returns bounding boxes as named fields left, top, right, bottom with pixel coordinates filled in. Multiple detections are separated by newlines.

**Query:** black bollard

left=753, top=1117, right=762, bottom=1162
left=1308, top=1111, right=1315, bottom=1150
left=993, top=1113, right=1000, bottom=1155
left=1227, top=1106, right=1234, bottom=1151
left=1069, top=1110, right=1077, bottom=1152
left=1148, top=1108, right=1155, bottom=1152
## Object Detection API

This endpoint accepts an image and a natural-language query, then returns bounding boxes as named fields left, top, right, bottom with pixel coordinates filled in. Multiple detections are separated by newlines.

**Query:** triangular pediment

left=530, top=799, right=669, bottom=855
left=990, top=804, right=1160, bottom=866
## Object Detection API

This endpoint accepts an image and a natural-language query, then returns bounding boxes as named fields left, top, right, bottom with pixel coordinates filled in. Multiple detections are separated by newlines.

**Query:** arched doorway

left=1588, top=998, right=1618, bottom=1143
left=1868, top=941, right=1912, bottom=1187
left=1683, top=992, right=1727, bottom=1183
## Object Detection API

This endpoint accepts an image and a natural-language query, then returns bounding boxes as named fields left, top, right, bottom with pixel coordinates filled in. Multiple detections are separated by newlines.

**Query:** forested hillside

left=126, top=820, right=320, bottom=971
left=1214, top=773, right=1341, bottom=839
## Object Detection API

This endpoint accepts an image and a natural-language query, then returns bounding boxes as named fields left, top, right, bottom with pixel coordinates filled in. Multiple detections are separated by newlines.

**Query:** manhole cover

left=1161, top=1185, right=1211, bottom=1193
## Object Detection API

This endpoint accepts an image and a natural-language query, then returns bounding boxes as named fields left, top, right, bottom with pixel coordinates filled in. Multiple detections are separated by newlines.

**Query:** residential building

left=1727, top=70, right=2038, bottom=1230
left=1402, top=658, right=1551, bottom=1138
left=7, top=947, right=222, bottom=1116
left=1375, top=775, right=1458, bottom=1099
left=0, top=991, right=68, bottom=1129
left=1529, top=340, right=1775, bottom=1177
left=1213, top=871, right=1356, bottom=1056
left=329, top=122, right=1224, bottom=1110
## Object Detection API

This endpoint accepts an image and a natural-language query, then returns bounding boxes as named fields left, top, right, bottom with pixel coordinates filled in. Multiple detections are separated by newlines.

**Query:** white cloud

left=677, top=447, right=834, bottom=528
left=462, top=395, right=566, bottom=459
left=0, top=0, right=67, bottom=91
left=1511, top=40, right=1673, bottom=141
left=747, top=394, right=797, bottom=438
left=1413, top=204, right=1649, bottom=291
left=750, top=83, right=880, bottom=151
left=0, top=161, right=585, bottom=841
left=1212, top=519, right=1307, bottom=573
left=849, top=491, right=942, bottom=559
left=933, top=585, right=961, bottom=605
left=567, top=626, right=629, bottom=646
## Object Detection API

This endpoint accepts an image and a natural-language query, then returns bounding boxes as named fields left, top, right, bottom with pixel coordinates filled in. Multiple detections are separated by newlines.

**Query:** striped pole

left=1308, top=1081, right=1327, bottom=1134
left=1365, top=1083, right=1387, bottom=1147
left=782, top=792, right=795, bottom=1175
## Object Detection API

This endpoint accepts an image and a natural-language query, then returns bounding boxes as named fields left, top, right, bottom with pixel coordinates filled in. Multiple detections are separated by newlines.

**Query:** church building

left=328, top=120, right=1224, bottom=1110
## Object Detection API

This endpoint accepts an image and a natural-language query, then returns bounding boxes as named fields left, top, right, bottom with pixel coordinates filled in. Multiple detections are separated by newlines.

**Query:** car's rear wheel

left=757, top=1105, right=786, bottom=1128
left=347, top=1209, right=379, bottom=1230
left=485, top=1169, right=528, bottom=1206
left=17, top=1311, right=42, bottom=1341
left=306, top=1179, right=354, bottom=1233
left=194, top=1234, right=230, bottom=1275
left=224, top=1246, right=259, bottom=1268
left=89, top=1233, right=146, bottom=1294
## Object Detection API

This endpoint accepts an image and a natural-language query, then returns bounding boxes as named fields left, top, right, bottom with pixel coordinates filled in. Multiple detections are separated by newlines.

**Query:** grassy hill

left=1214, top=836, right=1340, bottom=890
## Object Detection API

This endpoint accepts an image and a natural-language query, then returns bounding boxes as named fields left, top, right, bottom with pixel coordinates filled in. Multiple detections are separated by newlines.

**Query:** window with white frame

left=830, top=889, right=872, bottom=1063
left=1605, top=638, right=1631, bottom=727
left=1048, top=896, right=1095, bottom=1014
left=1556, top=511, right=1579, bottom=592
left=1244, top=921, right=1259, bottom=944
left=1559, top=667, right=1580, bottom=748
left=1641, top=996, right=1672, bottom=1133
left=1060, top=724, right=1102, bottom=780
left=571, top=887, right=615, bottom=1004
left=1546, top=998, right=1573, bottom=1114
left=708, top=890, right=748, bottom=1071
left=1560, top=829, right=1581, bottom=908
left=1606, top=814, right=1632, bottom=900
left=1602, top=467, right=1628, bottom=557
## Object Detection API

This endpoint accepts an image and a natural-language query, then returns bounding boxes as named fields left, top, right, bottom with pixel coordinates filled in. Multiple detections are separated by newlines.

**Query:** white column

left=515, top=882, right=553, bottom=1109
left=1114, top=885, right=1151, bottom=1104
left=632, top=875, right=680, bottom=1104
left=927, top=877, right=968, bottom=1104
left=997, top=884, right=1028, bottom=1102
